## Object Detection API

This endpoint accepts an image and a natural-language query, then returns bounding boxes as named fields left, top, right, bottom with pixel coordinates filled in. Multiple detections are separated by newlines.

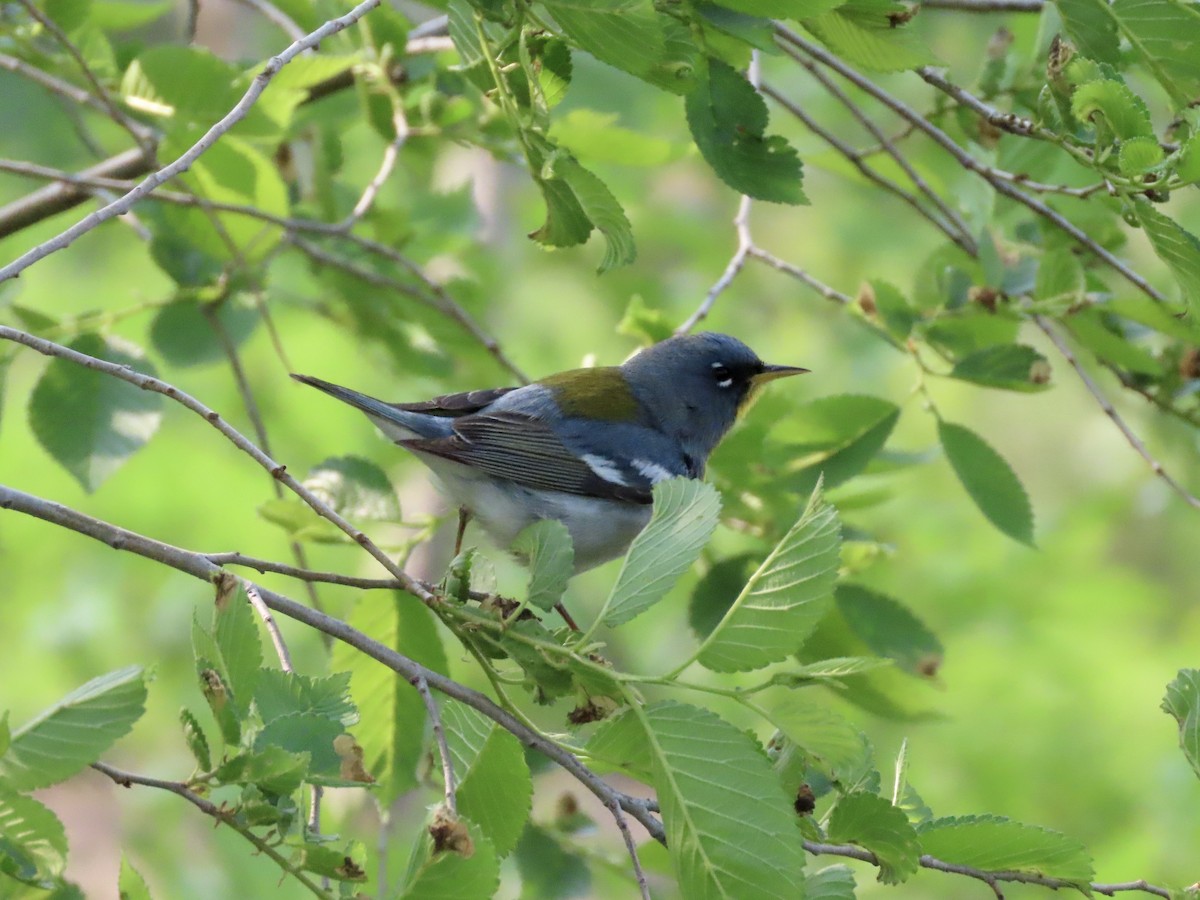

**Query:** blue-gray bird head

left=621, top=332, right=808, bottom=465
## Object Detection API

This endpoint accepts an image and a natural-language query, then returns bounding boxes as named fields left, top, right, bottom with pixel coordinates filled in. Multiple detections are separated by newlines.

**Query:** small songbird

left=293, top=331, right=806, bottom=591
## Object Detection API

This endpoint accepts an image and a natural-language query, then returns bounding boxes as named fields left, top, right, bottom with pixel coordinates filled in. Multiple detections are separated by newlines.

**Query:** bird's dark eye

left=711, top=363, right=733, bottom=388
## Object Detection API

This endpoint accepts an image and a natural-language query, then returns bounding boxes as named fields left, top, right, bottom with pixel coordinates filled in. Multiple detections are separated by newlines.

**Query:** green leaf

left=193, top=614, right=241, bottom=746
left=94, top=0, right=173, bottom=30
left=546, top=155, right=636, bottom=273
left=695, top=483, right=841, bottom=671
left=213, top=745, right=309, bottom=795
left=918, top=816, right=1094, bottom=882
left=1162, top=669, right=1200, bottom=780
left=542, top=0, right=697, bottom=94
left=117, top=855, right=153, bottom=900
left=398, top=815, right=500, bottom=899
left=332, top=597, right=448, bottom=804
left=949, top=344, right=1051, bottom=392
left=713, top=0, right=840, bottom=14
left=771, top=394, right=901, bottom=492
left=1066, top=309, right=1164, bottom=375
left=764, top=697, right=873, bottom=782
left=0, top=667, right=147, bottom=791
left=688, top=553, right=759, bottom=639
left=1110, top=0, right=1200, bottom=108
left=938, top=420, right=1034, bottom=545
left=1034, top=248, right=1085, bottom=303
left=28, top=334, right=163, bottom=492
left=305, top=456, right=402, bottom=522
left=254, top=713, right=346, bottom=784
left=1132, top=200, right=1200, bottom=314
left=121, top=46, right=242, bottom=123
left=512, top=520, right=574, bottom=612
left=0, top=783, right=67, bottom=883
left=1118, top=135, right=1165, bottom=175
left=1054, top=0, right=1119, bottom=62
left=149, top=298, right=260, bottom=366
left=213, top=580, right=262, bottom=718
left=514, top=824, right=592, bottom=898
left=180, top=708, right=212, bottom=772
left=827, top=791, right=920, bottom=883
left=686, top=57, right=807, bottom=204
left=1174, top=132, right=1200, bottom=185
left=835, top=584, right=943, bottom=677
left=601, top=478, right=722, bottom=628
left=865, top=280, right=918, bottom=340
left=1070, top=80, right=1153, bottom=140
left=294, top=840, right=368, bottom=882
left=806, top=864, right=857, bottom=900
left=253, top=670, right=356, bottom=728
left=804, top=0, right=932, bottom=73
left=642, top=702, right=808, bottom=899
left=530, top=173, right=593, bottom=250
left=439, top=700, right=533, bottom=857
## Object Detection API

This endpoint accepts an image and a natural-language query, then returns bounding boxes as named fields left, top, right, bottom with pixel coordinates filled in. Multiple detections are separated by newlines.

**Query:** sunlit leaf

left=805, top=0, right=932, bottom=72
left=949, top=344, right=1051, bottom=392
left=827, top=791, right=920, bottom=883
left=1132, top=200, right=1200, bottom=314
left=918, top=816, right=1094, bottom=882
left=0, top=783, right=67, bottom=883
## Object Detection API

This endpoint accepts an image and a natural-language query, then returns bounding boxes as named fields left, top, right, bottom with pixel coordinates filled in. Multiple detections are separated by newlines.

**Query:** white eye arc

left=711, top=361, right=734, bottom=389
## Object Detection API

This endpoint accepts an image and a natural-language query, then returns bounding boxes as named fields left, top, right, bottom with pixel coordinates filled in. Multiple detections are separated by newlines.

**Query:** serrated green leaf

left=213, top=580, right=261, bottom=718
left=1110, top=0, right=1200, bottom=107
left=1070, top=79, right=1153, bottom=140
left=149, top=298, right=260, bottom=366
left=542, top=0, right=696, bottom=94
left=688, top=553, right=760, bottom=639
left=294, top=840, right=368, bottom=882
left=804, top=0, right=932, bottom=73
left=1132, top=200, right=1200, bottom=314
left=214, top=745, right=309, bottom=795
left=512, top=519, right=574, bottom=612
left=28, top=334, right=163, bottom=492
left=601, top=478, right=721, bottom=628
left=530, top=173, right=593, bottom=250
left=1054, top=0, right=1120, bottom=62
left=0, top=667, right=146, bottom=791
left=1162, top=669, right=1200, bottom=780
left=118, top=855, right=152, bottom=900
left=836, top=584, right=943, bottom=677
left=1118, top=135, right=1165, bottom=175
left=828, top=791, right=920, bottom=883
left=695, top=484, right=841, bottom=671
left=806, top=864, right=857, bottom=900
left=546, top=155, right=636, bottom=272
left=949, top=344, right=1051, bottom=392
left=179, top=708, right=211, bottom=772
left=513, top=824, right=592, bottom=898
left=772, top=394, right=901, bottom=492
left=866, top=280, right=918, bottom=340
left=686, top=57, right=806, bottom=204
left=121, top=46, right=242, bottom=122
left=918, top=816, right=1094, bottom=882
left=765, top=697, right=873, bottom=782
left=398, top=816, right=500, bottom=899
left=332, top=597, right=447, bottom=804
left=642, top=702, right=808, bottom=900
left=253, top=670, right=356, bottom=728
left=1174, top=132, right=1200, bottom=184
left=1066, top=308, right=1164, bottom=375
left=193, top=614, right=240, bottom=746
left=439, top=700, right=533, bottom=857
left=254, top=713, right=346, bottom=785
left=587, top=707, right=655, bottom=781
left=304, top=456, right=402, bottom=522
left=0, top=783, right=67, bottom=882
left=938, top=420, right=1034, bottom=545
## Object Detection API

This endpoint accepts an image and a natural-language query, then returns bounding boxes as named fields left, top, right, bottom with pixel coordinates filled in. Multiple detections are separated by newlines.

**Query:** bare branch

left=338, top=105, right=410, bottom=231
left=245, top=583, right=295, bottom=671
left=17, top=0, right=156, bottom=152
left=747, top=246, right=853, bottom=305
left=606, top=797, right=652, bottom=900
left=0, top=325, right=437, bottom=604
left=676, top=195, right=754, bottom=335
left=417, top=675, right=458, bottom=816
left=774, top=26, right=1169, bottom=305
left=0, top=150, right=149, bottom=239
left=0, top=483, right=666, bottom=844
left=0, top=0, right=384, bottom=284
left=1035, top=316, right=1200, bottom=510
left=91, top=762, right=331, bottom=898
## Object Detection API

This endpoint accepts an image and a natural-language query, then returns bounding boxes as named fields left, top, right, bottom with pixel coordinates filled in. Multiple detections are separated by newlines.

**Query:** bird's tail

left=290, top=374, right=450, bottom=441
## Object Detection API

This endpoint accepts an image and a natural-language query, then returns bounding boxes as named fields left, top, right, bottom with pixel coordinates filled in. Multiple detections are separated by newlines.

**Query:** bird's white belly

left=427, top=462, right=652, bottom=572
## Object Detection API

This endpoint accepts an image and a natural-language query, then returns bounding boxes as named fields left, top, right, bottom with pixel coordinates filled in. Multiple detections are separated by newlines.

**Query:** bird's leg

left=454, top=507, right=471, bottom=555
left=554, top=602, right=580, bottom=632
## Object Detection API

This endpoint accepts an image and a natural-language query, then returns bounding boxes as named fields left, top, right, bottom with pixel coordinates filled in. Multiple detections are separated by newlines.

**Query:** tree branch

left=417, top=675, right=458, bottom=816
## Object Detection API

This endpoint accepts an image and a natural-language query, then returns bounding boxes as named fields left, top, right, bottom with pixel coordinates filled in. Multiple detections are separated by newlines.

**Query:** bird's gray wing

left=401, top=412, right=654, bottom=504
left=393, top=386, right=519, bottom=417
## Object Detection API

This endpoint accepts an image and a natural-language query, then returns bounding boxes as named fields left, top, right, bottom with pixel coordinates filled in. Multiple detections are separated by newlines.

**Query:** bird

left=293, top=332, right=807, bottom=627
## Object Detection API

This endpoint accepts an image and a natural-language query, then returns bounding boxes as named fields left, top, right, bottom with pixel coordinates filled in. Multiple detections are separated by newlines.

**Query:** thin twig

left=0, top=325, right=438, bottom=604
left=1035, top=316, right=1200, bottom=510
left=18, top=0, right=156, bottom=153
left=762, top=83, right=970, bottom=252
left=417, top=675, right=458, bottom=816
left=676, top=194, right=754, bottom=334
left=245, top=583, right=295, bottom=671
left=747, top=247, right=852, bottom=304
left=774, top=26, right=1168, bottom=305
left=0, top=0, right=384, bottom=284
left=793, top=59, right=977, bottom=255
left=91, top=762, right=331, bottom=898
left=338, top=105, right=410, bottom=230
left=606, top=797, right=652, bottom=900
left=0, top=484, right=666, bottom=844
